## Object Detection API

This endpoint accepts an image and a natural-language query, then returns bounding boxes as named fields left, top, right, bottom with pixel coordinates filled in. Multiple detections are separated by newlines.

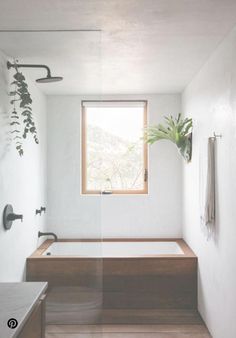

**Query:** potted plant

left=144, top=113, right=192, bottom=162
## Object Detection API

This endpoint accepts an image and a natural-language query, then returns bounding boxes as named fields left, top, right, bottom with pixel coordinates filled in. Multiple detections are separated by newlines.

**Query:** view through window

left=82, top=101, right=148, bottom=194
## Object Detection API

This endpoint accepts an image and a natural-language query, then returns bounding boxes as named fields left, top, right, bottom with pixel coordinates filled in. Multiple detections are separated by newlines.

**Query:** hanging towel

left=203, top=137, right=216, bottom=227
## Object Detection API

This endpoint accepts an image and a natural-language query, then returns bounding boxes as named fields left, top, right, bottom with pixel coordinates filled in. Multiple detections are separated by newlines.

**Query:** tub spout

left=38, top=231, right=58, bottom=242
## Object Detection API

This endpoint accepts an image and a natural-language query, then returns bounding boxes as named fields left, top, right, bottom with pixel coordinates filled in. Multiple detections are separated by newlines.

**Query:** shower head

left=7, top=61, right=63, bottom=84
left=36, top=76, right=63, bottom=83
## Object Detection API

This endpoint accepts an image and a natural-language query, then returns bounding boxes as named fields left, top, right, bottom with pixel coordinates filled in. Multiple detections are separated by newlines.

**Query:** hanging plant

left=144, top=113, right=193, bottom=162
left=9, top=63, right=39, bottom=156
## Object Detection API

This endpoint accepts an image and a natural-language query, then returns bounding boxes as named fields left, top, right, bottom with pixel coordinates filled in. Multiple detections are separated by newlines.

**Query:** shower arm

left=7, top=61, right=51, bottom=78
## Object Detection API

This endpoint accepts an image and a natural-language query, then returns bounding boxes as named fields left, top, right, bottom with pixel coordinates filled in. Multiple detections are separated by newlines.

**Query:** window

left=81, top=100, right=148, bottom=194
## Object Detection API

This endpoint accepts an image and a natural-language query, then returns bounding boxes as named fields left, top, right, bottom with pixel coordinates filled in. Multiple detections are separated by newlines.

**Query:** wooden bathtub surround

left=26, top=239, right=197, bottom=325
left=29, top=238, right=195, bottom=257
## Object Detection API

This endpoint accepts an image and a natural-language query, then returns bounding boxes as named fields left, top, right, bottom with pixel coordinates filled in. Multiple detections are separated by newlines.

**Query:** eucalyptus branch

left=9, top=62, right=39, bottom=156
left=10, top=72, right=23, bottom=156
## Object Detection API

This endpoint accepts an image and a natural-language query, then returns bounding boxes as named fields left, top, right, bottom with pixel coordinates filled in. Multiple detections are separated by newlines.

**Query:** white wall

left=47, top=94, right=182, bottom=238
left=0, top=51, right=47, bottom=282
left=183, top=27, right=236, bottom=338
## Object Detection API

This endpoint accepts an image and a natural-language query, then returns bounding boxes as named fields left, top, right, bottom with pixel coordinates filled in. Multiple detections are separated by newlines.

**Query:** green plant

left=9, top=64, right=39, bottom=156
left=144, top=113, right=193, bottom=162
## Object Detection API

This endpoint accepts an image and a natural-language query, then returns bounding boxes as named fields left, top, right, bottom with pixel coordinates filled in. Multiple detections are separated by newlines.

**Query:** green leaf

left=145, top=113, right=193, bottom=162
left=9, top=67, right=39, bottom=155
left=14, top=72, right=25, bottom=82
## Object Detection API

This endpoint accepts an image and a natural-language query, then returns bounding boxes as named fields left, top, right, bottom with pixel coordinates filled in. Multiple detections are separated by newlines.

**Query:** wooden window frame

left=81, top=100, right=148, bottom=195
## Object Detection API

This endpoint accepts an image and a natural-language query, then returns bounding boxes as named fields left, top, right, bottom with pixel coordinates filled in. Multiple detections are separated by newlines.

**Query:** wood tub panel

left=26, top=239, right=197, bottom=317
left=103, top=257, right=197, bottom=309
left=26, top=258, right=103, bottom=289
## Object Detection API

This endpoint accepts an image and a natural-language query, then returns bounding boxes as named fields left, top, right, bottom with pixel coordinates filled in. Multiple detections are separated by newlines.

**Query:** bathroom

left=0, top=1, right=236, bottom=338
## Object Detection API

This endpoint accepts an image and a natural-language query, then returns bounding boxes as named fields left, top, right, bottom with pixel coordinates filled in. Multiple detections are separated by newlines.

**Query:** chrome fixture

left=210, top=132, right=222, bottom=141
left=40, top=206, right=46, bottom=213
left=38, top=231, right=58, bottom=242
left=101, top=190, right=113, bottom=195
left=35, top=209, right=41, bottom=216
left=3, top=204, right=23, bottom=230
left=213, top=132, right=222, bottom=139
left=7, top=61, right=63, bottom=83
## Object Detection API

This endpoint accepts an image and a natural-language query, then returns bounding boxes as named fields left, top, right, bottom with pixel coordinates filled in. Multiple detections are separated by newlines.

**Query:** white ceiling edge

left=1, top=1, right=236, bottom=95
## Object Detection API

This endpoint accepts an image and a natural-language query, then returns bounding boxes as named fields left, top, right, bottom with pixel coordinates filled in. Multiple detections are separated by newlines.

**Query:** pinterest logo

left=7, top=318, right=18, bottom=329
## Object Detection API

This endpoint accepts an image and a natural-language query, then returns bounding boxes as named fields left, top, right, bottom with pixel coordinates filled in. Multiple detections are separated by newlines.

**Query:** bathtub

left=27, top=239, right=197, bottom=324
left=42, top=240, right=184, bottom=257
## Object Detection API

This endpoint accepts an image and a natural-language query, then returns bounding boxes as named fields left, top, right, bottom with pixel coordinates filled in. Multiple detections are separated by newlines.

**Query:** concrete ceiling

left=0, top=0, right=236, bottom=95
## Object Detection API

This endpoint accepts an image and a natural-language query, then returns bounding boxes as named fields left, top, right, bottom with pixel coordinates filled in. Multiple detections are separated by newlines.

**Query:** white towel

left=199, top=136, right=216, bottom=240
left=204, top=137, right=216, bottom=226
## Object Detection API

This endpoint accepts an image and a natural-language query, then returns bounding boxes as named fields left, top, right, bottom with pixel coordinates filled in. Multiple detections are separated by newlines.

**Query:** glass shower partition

left=45, top=31, right=103, bottom=327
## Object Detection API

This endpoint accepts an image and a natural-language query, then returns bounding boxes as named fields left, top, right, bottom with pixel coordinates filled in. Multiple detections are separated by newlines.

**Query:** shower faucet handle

left=35, top=209, right=42, bottom=216
left=3, top=204, right=23, bottom=230
left=7, top=213, right=23, bottom=222
left=40, top=206, right=46, bottom=213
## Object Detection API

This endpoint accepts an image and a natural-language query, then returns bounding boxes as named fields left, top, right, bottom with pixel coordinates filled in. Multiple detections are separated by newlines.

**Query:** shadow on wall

left=0, top=51, right=12, bottom=160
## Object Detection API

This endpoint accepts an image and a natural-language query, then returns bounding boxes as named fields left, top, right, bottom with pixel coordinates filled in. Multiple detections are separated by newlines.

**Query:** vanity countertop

left=0, top=282, right=47, bottom=338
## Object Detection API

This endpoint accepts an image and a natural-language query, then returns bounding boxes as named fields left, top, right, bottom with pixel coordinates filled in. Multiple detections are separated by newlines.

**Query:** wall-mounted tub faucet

left=3, top=204, right=23, bottom=230
left=38, top=231, right=58, bottom=242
